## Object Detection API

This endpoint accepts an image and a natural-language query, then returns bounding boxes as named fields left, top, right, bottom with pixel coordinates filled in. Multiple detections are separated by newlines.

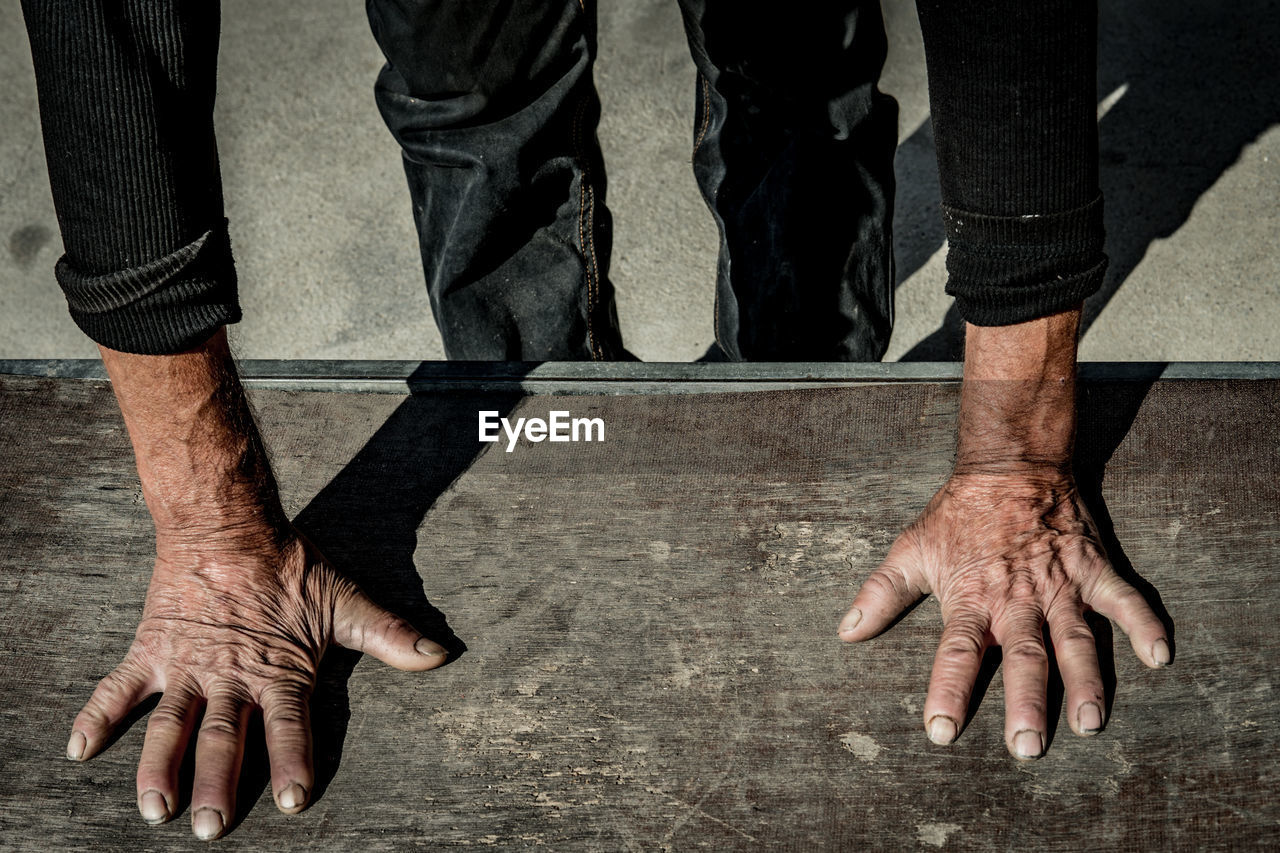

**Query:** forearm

left=100, top=329, right=286, bottom=548
left=954, top=307, right=1080, bottom=476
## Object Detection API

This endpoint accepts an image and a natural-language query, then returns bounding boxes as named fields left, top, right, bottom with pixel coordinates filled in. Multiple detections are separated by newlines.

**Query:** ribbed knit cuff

left=57, top=223, right=241, bottom=354
left=943, top=195, right=1107, bottom=326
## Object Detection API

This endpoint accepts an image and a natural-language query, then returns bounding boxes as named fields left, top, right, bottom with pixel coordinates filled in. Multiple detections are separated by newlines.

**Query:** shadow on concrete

left=894, top=0, right=1280, bottom=361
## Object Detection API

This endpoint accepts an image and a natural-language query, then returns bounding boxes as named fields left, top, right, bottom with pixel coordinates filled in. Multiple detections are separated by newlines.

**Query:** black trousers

left=21, top=1, right=1106, bottom=358
left=368, top=0, right=898, bottom=360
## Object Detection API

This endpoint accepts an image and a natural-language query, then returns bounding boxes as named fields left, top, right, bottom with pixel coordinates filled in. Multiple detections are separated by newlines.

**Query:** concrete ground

left=1, top=1, right=1276, bottom=362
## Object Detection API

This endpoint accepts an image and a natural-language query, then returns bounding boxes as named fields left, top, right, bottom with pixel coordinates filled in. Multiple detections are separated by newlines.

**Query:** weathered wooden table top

left=0, top=372, right=1276, bottom=850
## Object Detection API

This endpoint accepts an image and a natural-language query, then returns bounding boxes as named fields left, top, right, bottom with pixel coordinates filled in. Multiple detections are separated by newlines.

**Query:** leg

left=676, top=0, right=899, bottom=361
left=366, top=0, right=624, bottom=360
left=915, top=0, right=1107, bottom=324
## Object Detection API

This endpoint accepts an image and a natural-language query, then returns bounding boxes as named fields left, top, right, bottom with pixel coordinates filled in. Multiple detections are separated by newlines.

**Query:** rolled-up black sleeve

left=916, top=0, right=1107, bottom=326
left=21, top=0, right=240, bottom=354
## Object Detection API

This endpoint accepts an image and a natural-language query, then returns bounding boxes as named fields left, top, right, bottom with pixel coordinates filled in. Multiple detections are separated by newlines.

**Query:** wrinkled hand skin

left=64, top=529, right=448, bottom=840
left=839, top=466, right=1170, bottom=760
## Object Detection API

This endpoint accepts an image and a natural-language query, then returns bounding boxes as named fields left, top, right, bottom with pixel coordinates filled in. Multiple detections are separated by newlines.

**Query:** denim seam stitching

left=585, top=182, right=603, bottom=360
left=571, top=95, right=601, bottom=360
left=713, top=277, right=724, bottom=357
left=694, top=75, right=711, bottom=155
left=571, top=0, right=602, bottom=358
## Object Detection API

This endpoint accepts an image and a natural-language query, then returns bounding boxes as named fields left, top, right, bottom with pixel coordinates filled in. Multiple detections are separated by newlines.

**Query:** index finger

left=68, top=659, right=153, bottom=761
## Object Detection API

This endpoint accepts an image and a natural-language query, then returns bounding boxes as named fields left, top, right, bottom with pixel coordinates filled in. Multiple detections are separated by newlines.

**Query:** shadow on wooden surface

left=1074, top=377, right=1170, bottom=725
left=291, top=387, right=524, bottom=813
left=0, top=374, right=1276, bottom=850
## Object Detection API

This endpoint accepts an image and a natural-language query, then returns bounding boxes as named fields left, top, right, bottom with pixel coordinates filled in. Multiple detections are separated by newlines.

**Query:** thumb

left=839, top=538, right=925, bottom=642
left=332, top=586, right=448, bottom=671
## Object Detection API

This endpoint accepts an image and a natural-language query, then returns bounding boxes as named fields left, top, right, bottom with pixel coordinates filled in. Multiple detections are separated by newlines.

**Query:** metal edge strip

left=1, top=359, right=1277, bottom=395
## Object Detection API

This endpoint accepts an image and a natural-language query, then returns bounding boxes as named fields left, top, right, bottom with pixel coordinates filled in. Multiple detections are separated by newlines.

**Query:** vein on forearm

left=101, top=328, right=287, bottom=541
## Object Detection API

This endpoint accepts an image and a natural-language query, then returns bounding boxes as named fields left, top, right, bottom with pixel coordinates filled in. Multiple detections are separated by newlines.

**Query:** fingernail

left=65, top=732, right=85, bottom=761
left=278, top=783, right=307, bottom=811
left=415, top=638, right=447, bottom=658
left=1078, top=702, right=1103, bottom=735
left=192, top=807, right=224, bottom=841
left=1152, top=638, right=1171, bottom=667
left=927, top=715, right=958, bottom=745
left=1012, top=729, right=1044, bottom=760
left=838, top=608, right=863, bottom=637
left=140, top=790, right=169, bottom=824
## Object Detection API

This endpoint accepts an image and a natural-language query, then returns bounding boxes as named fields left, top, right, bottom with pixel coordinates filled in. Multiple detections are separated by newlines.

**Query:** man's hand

left=839, top=468, right=1168, bottom=758
left=67, top=529, right=446, bottom=838
left=64, top=330, right=447, bottom=839
left=838, top=308, right=1170, bottom=759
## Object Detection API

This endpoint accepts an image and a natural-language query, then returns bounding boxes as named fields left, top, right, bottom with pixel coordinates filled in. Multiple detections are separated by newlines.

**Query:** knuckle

left=1085, top=570, right=1130, bottom=604
left=135, top=766, right=168, bottom=790
left=865, top=566, right=916, bottom=603
left=94, top=668, right=139, bottom=703
left=1004, top=568, right=1039, bottom=601
left=1117, top=586, right=1155, bottom=616
left=74, top=705, right=108, bottom=732
left=862, top=569, right=898, bottom=598
left=928, top=682, right=971, bottom=711
left=197, top=725, right=242, bottom=752
left=263, top=700, right=308, bottom=729
left=1009, top=696, right=1048, bottom=721
left=1074, top=679, right=1106, bottom=701
left=368, top=612, right=410, bottom=648
left=198, top=709, right=245, bottom=744
left=938, top=627, right=984, bottom=660
left=1105, top=584, right=1160, bottom=626
left=1056, top=623, right=1097, bottom=648
left=201, top=716, right=242, bottom=738
left=944, top=605, right=987, bottom=631
left=997, top=592, right=1043, bottom=626
left=146, top=701, right=190, bottom=733
left=345, top=618, right=373, bottom=650
left=266, top=726, right=311, bottom=757
left=1003, top=636, right=1049, bottom=667
left=197, top=726, right=241, bottom=753
left=80, top=677, right=137, bottom=725
left=256, top=646, right=321, bottom=682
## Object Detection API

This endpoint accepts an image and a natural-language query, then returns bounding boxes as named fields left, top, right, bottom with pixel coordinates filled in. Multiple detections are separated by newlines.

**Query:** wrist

left=953, top=381, right=1076, bottom=472
left=149, top=498, right=290, bottom=552
left=955, top=308, right=1080, bottom=472
left=134, top=429, right=287, bottom=535
left=147, top=528, right=307, bottom=596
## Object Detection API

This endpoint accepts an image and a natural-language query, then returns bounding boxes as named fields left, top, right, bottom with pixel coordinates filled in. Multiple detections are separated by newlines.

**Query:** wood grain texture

left=0, top=375, right=1276, bottom=850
